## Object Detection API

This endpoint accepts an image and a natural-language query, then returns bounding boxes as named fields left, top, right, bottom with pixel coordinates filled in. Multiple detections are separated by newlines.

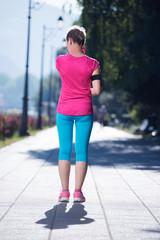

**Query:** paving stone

left=0, top=123, right=160, bottom=240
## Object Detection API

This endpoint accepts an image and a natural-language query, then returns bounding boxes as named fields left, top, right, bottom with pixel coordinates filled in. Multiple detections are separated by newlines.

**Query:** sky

left=0, top=0, right=82, bottom=78
left=44, top=0, right=81, bottom=15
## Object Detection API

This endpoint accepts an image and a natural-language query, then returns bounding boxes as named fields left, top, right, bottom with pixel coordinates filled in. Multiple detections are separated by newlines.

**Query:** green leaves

left=80, top=0, right=160, bottom=120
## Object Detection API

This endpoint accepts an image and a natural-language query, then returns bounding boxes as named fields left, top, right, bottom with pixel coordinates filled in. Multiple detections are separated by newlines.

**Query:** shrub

left=0, top=113, right=47, bottom=139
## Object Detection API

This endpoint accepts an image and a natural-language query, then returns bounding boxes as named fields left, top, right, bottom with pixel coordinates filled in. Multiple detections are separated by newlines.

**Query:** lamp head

left=58, top=16, right=63, bottom=29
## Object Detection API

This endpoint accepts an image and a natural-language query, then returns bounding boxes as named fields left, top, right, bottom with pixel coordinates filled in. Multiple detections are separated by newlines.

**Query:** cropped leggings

left=56, top=113, right=93, bottom=162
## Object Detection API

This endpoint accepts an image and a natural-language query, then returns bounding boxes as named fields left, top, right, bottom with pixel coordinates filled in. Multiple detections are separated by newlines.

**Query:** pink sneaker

left=73, top=190, right=85, bottom=202
left=59, top=190, right=70, bottom=202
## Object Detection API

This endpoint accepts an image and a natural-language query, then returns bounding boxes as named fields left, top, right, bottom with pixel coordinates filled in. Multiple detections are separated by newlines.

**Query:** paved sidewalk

left=0, top=123, right=160, bottom=240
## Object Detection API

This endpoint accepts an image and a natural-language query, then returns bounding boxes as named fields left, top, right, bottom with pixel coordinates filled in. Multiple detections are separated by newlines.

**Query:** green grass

left=0, top=127, right=50, bottom=149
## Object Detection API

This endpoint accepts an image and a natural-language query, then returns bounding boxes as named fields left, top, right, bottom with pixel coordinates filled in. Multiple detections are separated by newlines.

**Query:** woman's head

left=66, top=25, right=86, bottom=46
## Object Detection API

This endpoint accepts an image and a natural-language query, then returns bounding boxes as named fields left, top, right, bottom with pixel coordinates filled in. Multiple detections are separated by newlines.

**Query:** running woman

left=56, top=25, right=101, bottom=202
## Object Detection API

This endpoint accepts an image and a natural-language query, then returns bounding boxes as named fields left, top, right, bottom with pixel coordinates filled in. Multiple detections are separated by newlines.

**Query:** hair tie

left=82, top=46, right=86, bottom=54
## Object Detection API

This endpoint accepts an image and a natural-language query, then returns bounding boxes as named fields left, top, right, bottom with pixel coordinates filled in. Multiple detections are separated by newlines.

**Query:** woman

left=56, top=25, right=101, bottom=202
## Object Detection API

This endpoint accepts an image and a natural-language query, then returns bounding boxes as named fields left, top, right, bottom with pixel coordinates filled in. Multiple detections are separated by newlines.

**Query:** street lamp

left=19, top=0, right=32, bottom=136
left=58, top=16, right=63, bottom=29
left=37, top=25, right=46, bottom=129
left=19, top=0, right=44, bottom=136
left=48, top=46, right=54, bottom=126
left=37, top=17, right=64, bottom=129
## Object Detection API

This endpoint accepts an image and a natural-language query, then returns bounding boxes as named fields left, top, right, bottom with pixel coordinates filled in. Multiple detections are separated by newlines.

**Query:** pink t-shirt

left=56, top=54, right=99, bottom=115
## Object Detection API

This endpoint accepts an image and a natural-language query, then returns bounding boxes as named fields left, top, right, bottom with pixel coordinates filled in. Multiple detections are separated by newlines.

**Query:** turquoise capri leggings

left=56, top=113, right=93, bottom=162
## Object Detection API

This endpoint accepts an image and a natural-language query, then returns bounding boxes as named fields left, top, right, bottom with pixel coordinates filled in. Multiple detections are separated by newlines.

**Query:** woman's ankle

left=74, top=188, right=81, bottom=192
left=62, top=189, right=69, bottom=192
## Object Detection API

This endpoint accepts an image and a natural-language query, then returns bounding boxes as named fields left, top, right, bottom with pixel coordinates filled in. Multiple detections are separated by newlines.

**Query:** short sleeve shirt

left=56, top=54, right=99, bottom=115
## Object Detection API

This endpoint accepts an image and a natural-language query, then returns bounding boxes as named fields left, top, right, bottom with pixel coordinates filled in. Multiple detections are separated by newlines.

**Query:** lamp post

left=37, top=17, right=64, bottom=129
left=19, top=0, right=32, bottom=136
left=19, top=0, right=44, bottom=136
left=48, top=46, right=54, bottom=126
left=37, top=25, right=46, bottom=129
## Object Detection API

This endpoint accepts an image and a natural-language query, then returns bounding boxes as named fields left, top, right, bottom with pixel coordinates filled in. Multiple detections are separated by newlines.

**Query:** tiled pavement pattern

left=0, top=122, right=160, bottom=240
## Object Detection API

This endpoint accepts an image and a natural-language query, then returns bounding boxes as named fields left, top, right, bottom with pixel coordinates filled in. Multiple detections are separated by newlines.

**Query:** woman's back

left=56, top=54, right=99, bottom=115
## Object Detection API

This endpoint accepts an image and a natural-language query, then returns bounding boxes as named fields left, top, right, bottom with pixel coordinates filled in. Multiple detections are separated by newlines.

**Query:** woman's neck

left=68, top=44, right=84, bottom=57
left=69, top=51, right=84, bottom=57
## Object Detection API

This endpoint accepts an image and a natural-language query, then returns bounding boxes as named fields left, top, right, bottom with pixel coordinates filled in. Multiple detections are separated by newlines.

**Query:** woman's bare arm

left=58, top=71, right=61, bottom=77
left=90, top=66, right=101, bottom=96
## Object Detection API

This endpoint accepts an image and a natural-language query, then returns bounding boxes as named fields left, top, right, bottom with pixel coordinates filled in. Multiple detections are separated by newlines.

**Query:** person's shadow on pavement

left=36, top=203, right=95, bottom=229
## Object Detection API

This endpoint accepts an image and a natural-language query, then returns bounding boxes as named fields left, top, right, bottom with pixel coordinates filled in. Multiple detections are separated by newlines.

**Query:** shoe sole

left=59, top=197, right=69, bottom=202
left=73, top=198, right=85, bottom=202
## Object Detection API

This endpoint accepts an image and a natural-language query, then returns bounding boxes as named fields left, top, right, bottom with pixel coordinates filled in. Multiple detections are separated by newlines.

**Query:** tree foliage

left=78, top=0, right=160, bottom=122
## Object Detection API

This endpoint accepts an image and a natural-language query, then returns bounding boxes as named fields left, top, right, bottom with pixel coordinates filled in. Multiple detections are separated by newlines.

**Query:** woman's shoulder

left=56, top=54, right=66, bottom=60
left=56, top=54, right=70, bottom=63
left=84, top=55, right=99, bottom=71
left=84, top=55, right=99, bottom=64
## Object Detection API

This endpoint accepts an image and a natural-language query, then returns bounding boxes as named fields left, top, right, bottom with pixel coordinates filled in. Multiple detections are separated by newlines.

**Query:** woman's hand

left=90, top=87, right=100, bottom=96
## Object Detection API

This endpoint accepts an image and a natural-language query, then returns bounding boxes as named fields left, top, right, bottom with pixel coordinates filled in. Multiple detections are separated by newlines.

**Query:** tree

left=78, top=0, right=160, bottom=127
